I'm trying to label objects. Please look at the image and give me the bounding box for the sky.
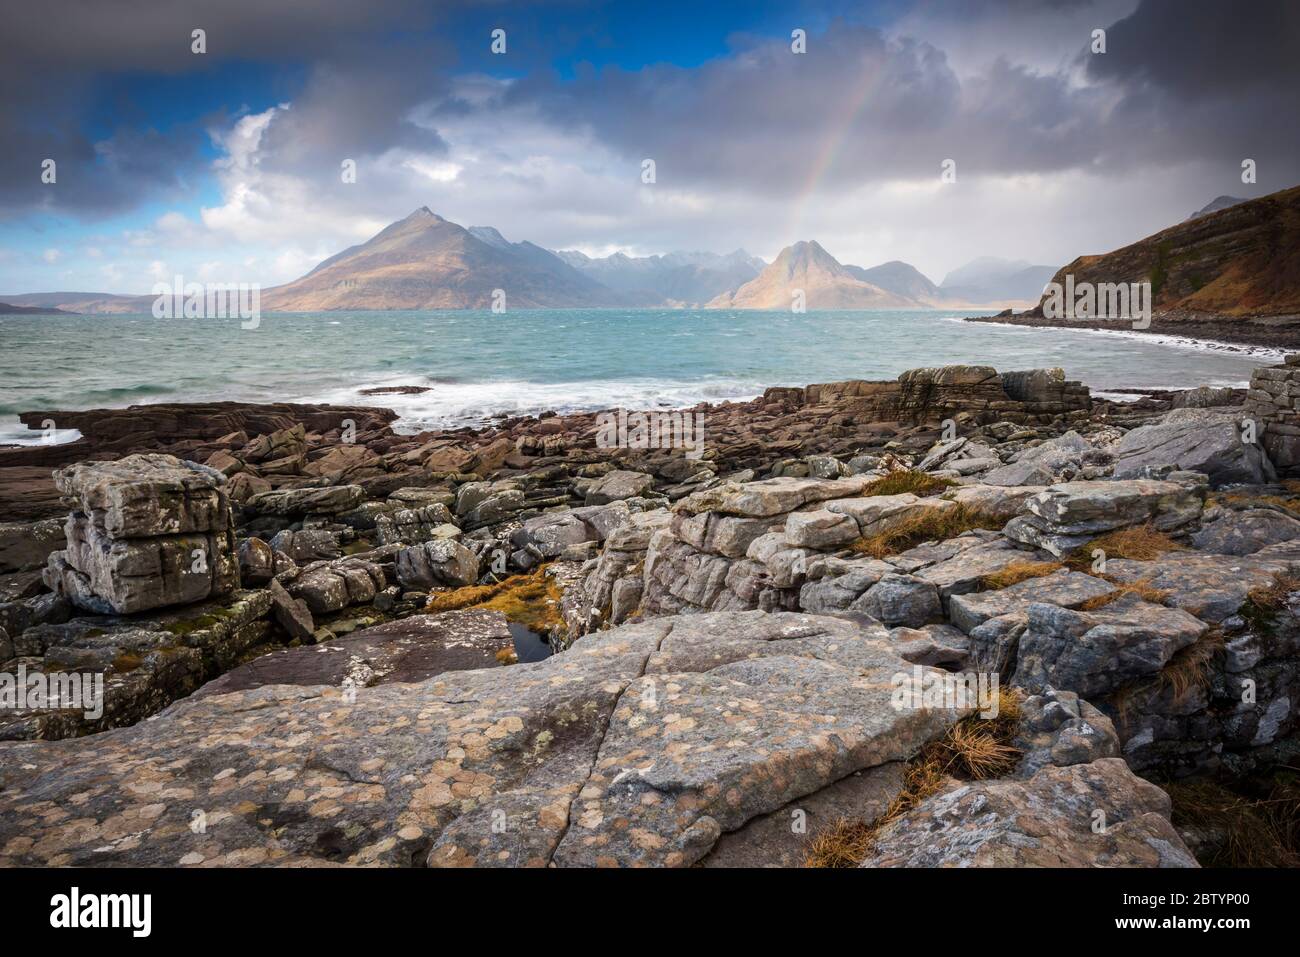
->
[1,0,1298,294]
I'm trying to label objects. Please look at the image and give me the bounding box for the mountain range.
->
[554,248,766,306]
[1,210,1058,313]
[262,208,615,310]
[937,257,1057,305]
[707,240,920,309]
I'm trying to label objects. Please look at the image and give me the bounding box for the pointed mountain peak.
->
[776,240,841,271]
[404,206,446,223]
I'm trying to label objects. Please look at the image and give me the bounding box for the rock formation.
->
[4,361,1300,868]
[42,455,239,614]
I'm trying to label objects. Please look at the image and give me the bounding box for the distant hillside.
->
[262,209,619,310]
[555,248,765,306]
[1028,183,1300,320]
[706,241,919,309]
[0,301,79,315]
[939,257,1057,305]
[0,292,146,314]
[1186,195,1247,221]
[845,260,942,304]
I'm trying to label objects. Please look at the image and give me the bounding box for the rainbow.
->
[785,52,887,242]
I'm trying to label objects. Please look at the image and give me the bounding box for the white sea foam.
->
[297,376,767,433]
[944,315,1287,363]
[0,418,82,446]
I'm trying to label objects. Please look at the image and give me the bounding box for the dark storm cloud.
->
[1073,0,1300,180]
[0,0,448,220]
[506,21,1115,191]
[1083,0,1300,96]
[504,1,1300,195]
[3,0,1297,225]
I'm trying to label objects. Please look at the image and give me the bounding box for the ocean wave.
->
[297,376,766,432]
[0,416,83,446]
[75,383,176,404]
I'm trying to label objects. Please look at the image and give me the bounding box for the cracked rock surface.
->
[0,611,964,867]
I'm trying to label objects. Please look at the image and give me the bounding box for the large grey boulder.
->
[1012,688,1121,778]
[512,502,632,561]
[1111,409,1276,487]
[798,558,896,613]
[1012,595,1208,698]
[1002,479,1204,557]
[1191,507,1300,556]
[850,574,942,627]
[584,469,654,505]
[269,528,343,563]
[785,508,859,548]
[860,758,1197,868]
[394,539,479,591]
[285,557,386,614]
[375,504,459,546]
[983,431,1098,487]
[51,453,231,537]
[42,454,239,614]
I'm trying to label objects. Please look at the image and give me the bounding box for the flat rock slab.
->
[699,762,905,867]
[914,537,1052,601]
[860,758,1197,868]
[195,610,513,697]
[0,611,963,868]
[1191,508,1300,557]
[0,619,668,867]
[677,476,871,518]
[1004,479,1204,557]
[948,569,1114,634]
[246,485,365,516]
[1,589,273,740]
[52,454,230,538]
[826,494,955,536]
[552,612,966,867]
[1024,480,1203,533]
[941,483,1046,520]
[883,529,1002,573]
[1104,553,1294,623]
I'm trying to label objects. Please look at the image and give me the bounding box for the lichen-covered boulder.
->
[394,540,479,591]
[1111,409,1276,488]
[860,758,1197,868]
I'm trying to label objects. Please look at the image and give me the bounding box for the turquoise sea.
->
[0,309,1279,443]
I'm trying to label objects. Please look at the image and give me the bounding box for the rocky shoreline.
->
[3,360,1300,867]
[964,311,1300,354]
